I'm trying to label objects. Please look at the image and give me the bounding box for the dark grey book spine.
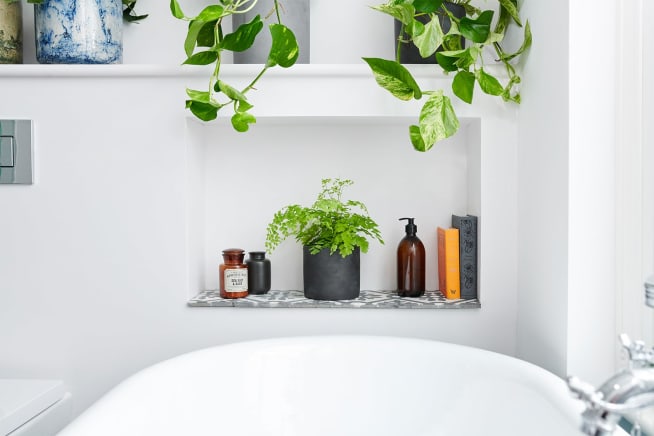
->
[451,214,478,300]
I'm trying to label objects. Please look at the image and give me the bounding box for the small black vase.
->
[394,1,466,64]
[245,251,271,294]
[303,247,360,301]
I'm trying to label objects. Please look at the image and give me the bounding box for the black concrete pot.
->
[303,246,360,300]
[394,1,466,64]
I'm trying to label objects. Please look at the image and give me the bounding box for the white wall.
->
[515,0,570,378]
[1,0,522,418]
[647,2,654,285]
[645,3,654,317]
[566,0,617,384]
[615,0,650,362]
[517,0,619,385]
[634,0,654,344]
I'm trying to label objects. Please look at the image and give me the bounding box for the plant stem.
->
[242,66,270,94]
[209,52,222,105]
[492,41,513,78]
[210,19,223,106]
[396,22,404,63]
[233,0,257,15]
[273,0,281,23]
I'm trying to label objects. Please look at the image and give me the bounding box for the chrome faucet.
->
[567,276,654,435]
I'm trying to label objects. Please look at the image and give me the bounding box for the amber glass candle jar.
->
[219,248,248,299]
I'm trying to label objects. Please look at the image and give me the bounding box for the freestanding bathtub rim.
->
[58,335,592,436]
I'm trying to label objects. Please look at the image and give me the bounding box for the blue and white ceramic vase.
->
[34,0,123,64]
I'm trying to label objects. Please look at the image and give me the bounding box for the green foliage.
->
[171,0,299,130]
[265,179,384,258]
[122,0,148,22]
[363,57,422,101]
[364,0,532,152]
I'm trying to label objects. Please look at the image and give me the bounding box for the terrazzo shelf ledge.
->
[188,290,480,309]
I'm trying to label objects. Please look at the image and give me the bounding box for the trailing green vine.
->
[171,0,299,132]
[364,0,531,151]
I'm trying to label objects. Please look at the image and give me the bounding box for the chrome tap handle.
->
[568,376,654,414]
[568,376,604,404]
[588,393,654,414]
[619,334,654,367]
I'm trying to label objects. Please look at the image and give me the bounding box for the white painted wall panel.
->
[516,0,570,377]
[0,69,519,418]
[517,0,620,386]
[566,0,618,385]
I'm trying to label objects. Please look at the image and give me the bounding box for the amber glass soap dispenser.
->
[397,217,425,297]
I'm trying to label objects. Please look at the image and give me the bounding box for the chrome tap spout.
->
[568,333,654,435]
[568,279,654,435]
[569,369,654,435]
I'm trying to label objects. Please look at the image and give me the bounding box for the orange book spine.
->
[437,227,461,299]
[437,227,447,297]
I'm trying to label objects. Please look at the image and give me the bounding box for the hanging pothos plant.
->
[170,0,299,132]
[364,0,532,152]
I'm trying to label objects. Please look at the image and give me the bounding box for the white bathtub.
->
[58,336,598,436]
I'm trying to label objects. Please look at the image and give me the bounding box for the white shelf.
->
[0,63,507,79]
[0,64,193,78]
[0,63,512,119]
[0,63,375,78]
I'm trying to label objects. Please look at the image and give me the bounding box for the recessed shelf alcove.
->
[186,115,482,308]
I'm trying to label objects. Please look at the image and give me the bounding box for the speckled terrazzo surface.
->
[188,290,480,309]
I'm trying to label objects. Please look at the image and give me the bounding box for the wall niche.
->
[186,116,481,304]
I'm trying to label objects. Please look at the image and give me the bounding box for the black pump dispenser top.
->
[399,217,417,236]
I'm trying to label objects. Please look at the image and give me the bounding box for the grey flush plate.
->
[0,120,33,184]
